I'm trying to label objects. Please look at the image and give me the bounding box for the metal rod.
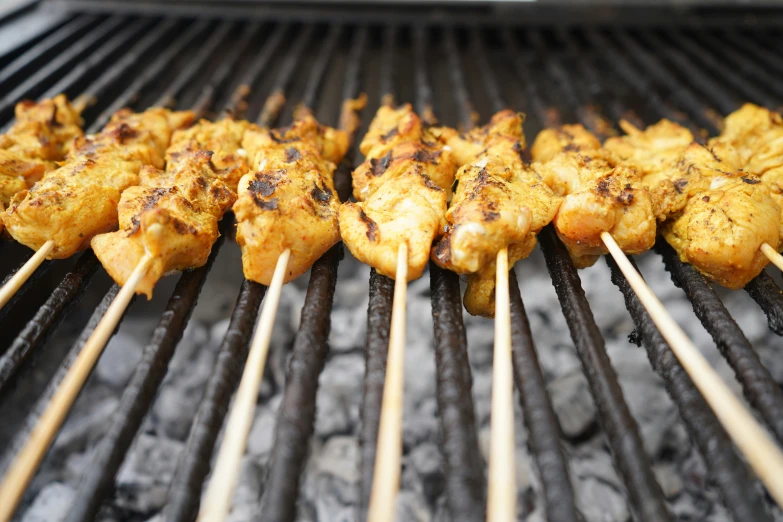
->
[299,24,342,110]
[539,226,671,522]
[444,28,474,130]
[605,254,773,522]
[379,24,397,104]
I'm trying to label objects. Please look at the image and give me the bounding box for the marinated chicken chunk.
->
[92,150,235,298]
[341,105,455,281]
[607,116,782,288]
[0,95,83,202]
[532,125,656,267]
[235,116,350,285]
[436,109,527,167]
[4,107,194,258]
[168,118,257,192]
[341,166,447,281]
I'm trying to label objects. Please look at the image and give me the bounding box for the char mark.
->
[358,208,379,242]
[285,147,302,163]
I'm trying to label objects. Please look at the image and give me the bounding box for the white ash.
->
[18,244,783,522]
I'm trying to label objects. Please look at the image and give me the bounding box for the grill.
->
[1,2,783,521]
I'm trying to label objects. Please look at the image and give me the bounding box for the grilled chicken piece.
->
[352,104,456,201]
[4,107,194,258]
[235,116,350,285]
[167,118,257,192]
[532,125,656,268]
[607,117,782,288]
[0,95,83,203]
[92,150,235,298]
[436,109,527,167]
[709,103,783,214]
[431,113,560,316]
[340,105,454,280]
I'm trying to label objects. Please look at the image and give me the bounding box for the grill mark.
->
[285,147,302,163]
[256,198,279,210]
[674,179,688,194]
[127,187,173,235]
[311,182,332,203]
[412,148,441,164]
[742,176,761,184]
[370,151,392,177]
[381,127,398,141]
[249,172,280,198]
[597,178,612,197]
[172,218,198,235]
[269,130,298,144]
[359,208,378,242]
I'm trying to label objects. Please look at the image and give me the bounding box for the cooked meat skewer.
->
[431,110,561,317]
[530,123,657,268]
[604,117,782,289]
[3,107,195,258]
[339,103,454,281]
[0,95,84,233]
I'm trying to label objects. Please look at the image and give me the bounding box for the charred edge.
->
[358,269,394,522]
[605,255,773,522]
[539,226,671,522]
[742,176,761,184]
[432,234,451,265]
[249,173,279,198]
[429,264,487,521]
[508,271,580,522]
[127,188,173,236]
[744,272,783,336]
[259,245,343,522]
[654,237,783,442]
[358,208,378,242]
[172,218,198,235]
[310,182,332,203]
[412,148,441,164]
[64,234,227,522]
[382,127,398,141]
[285,146,302,163]
[163,279,267,522]
[673,179,688,194]
[0,252,100,393]
[422,174,441,191]
[370,151,392,177]
[270,129,298,144]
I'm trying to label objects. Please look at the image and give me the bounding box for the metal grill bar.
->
[0,254,51,326]
[260,25,360,522]
[380,24,397,104]
[501,29,550,131]
[539,228,671,522]
[0,16,127,122]
[606,255,773,522]
[468,29,581,522]
[444,28,474,130]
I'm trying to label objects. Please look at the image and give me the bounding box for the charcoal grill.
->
[1,1,783,521]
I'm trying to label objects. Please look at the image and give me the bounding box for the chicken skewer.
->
[708,103,783,271]
[338,102,454,521]
[0,95,85,309]
[432,110,561,521]
[198,107,359,521]
[0,106,194,521]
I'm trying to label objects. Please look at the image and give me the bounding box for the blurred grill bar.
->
[0,14,782,522]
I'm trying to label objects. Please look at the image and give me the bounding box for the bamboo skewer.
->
[0,239,55,310]
[367,243,408,522]
[487,247,516,522]
[761,242,783,272]
[197,248,290,522]
[0,251,154,522]
[601,231,783,508]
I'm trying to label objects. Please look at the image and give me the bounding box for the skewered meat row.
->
[432,110,560,316]
[3,107,195,258]
[339,104,453,281]
[605,118,782,289]
[530,124,657,268]
[0,95,84,233]
[235,114,353,285]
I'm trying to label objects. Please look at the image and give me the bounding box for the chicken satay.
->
[3,107,194,258]
[605,118,782,289]
[91,150,235,298]
[234,115,350,286]
[167,118,257,192]
[0,95,83,203]
[431,113,560,316]
[531,124,657,268]
[339,104,453,281]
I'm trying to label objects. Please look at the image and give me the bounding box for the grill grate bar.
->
[259,24,360,522]
[539,228,671,522]
[380,24,397,104]
[65,230,227,522]
[444,28,474,130]
[722,29,783,77]
[413,26,434,119]
[0,255,52,327]
[655,239,783,442]
[0,15,98,89]
[470,28,505,113]
[606,255,773,522]
[422,26,488,522]
[0,15,127,124]
[501,29,550,132]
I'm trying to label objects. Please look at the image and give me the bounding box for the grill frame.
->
[0,7,781,522]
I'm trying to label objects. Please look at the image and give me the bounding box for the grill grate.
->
[0,8,782,522]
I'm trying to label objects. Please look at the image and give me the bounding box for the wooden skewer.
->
[367,243,408,522]
[487,247,516,522]
[601,231,783,508]
[197,248,291,522]
[761,242,783,272]
[0,251,154,522]
[0,239,55,310]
